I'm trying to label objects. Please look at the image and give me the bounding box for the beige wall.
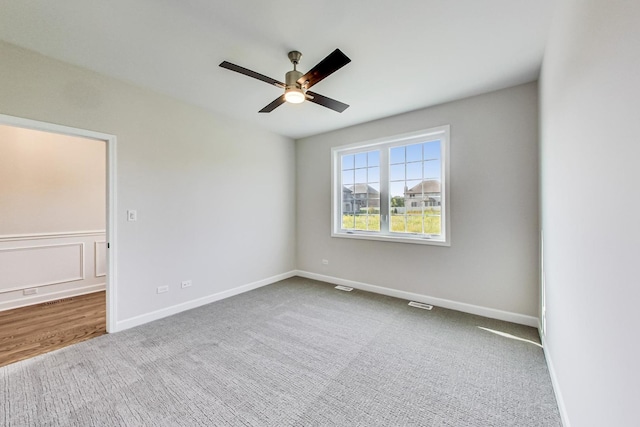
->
[0,125,105,235]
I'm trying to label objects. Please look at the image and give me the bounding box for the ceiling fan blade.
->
[306,91,349,113]
[259,95,286,113]
[297,49,351,89]
[219,61,285,88]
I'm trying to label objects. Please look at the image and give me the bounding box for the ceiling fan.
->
[219,49,351,113]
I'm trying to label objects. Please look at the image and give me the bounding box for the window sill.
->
[331,231,450,246]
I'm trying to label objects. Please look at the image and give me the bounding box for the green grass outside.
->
[342,213,441,234]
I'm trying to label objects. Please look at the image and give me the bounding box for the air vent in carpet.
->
[408,301,433,310]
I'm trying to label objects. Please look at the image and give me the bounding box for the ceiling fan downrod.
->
[287,51,302,69]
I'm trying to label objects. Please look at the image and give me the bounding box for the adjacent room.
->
[0,1,637,426]
[0,125,107,366]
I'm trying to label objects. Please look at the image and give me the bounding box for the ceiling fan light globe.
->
[284,88,305,104]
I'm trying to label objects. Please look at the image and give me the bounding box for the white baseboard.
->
[114,270,297,332]
[114,269,538,330]
[541,337,571,427]
[0,283,106,312]
[295,270,539,328]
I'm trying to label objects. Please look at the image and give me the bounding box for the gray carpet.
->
[1,277,561,426]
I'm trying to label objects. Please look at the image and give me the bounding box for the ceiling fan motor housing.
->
[284,69,305,103]
[286,69,303,89]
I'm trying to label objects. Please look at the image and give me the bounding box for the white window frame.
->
[331,125,450,246]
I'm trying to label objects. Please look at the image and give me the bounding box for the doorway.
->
[0,114,117,339]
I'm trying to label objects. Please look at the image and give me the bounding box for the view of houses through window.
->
[389,141,442,234]
[341,151,380,231]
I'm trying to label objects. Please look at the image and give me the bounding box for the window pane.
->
[354,212,367,230]
[406,180,422,197]
[355,152,367,168]
[406,143,422,162]
[423,160,441,179]
[389,181,405,199]
[406,215,423,233]
[423,141,441,160]
[354,168,367,184]
[391,215,406,232]
[406,162,422,180]
[422,179,440,193]
[342,170,354,185]
[367,202,380,222]
[368,151,380,167]
[341,179,355,229]
[367,217,380,231]
[342,214,355,229]
[368,166,380,182]
[342,154,354,170]
[390,195,404,211]
[340,149,382,231]
[390,164,405,181]
[424,210,441,234]
[390,146,405,164]
[367,205,380,231]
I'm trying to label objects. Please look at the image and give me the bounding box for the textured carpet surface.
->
[1,277,561,426]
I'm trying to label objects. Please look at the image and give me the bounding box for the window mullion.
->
[421,143,425,235]
[379,148,389,233]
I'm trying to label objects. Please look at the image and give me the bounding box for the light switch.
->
[127,209,137,221]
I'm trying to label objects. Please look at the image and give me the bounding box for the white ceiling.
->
[0,0,555,139]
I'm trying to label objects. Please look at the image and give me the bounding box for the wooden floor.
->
[0,291,106,367]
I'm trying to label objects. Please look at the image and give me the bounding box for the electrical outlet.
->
[23,288,38,296]
[181,280,192,289]
[157,285,169,294]
[322,259,329,265]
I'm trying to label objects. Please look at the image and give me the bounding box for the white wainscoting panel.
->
[95,241,107,277]
[0,243,83,291]
[0,231,106,311]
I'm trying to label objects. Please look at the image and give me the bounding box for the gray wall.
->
[0,41,296,323]
[540,1,640,425]
[296,82,540,317]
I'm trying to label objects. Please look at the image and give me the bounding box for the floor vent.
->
[334,285,354,292]
[408,301,433,310]
[44,298,73,305]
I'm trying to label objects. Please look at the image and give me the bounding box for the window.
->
[332,126,450,245]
